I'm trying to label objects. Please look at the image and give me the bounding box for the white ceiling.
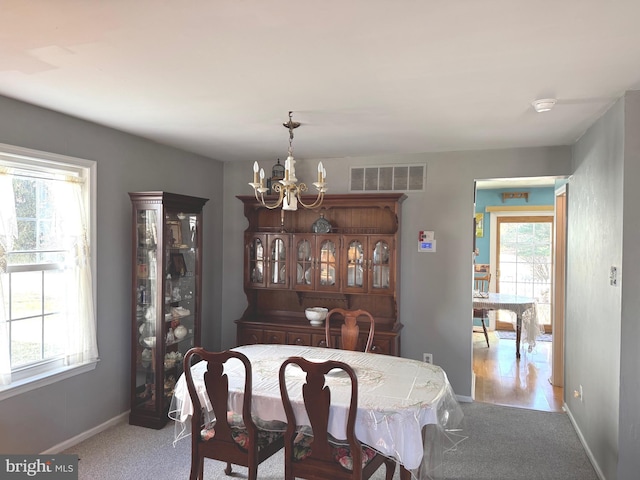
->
[2,1,640,164]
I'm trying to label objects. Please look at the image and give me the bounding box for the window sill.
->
[0,360,99,402]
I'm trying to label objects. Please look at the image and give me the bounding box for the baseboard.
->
[564,403,606,480]
[41,411,129,454]
[456,394,473,403]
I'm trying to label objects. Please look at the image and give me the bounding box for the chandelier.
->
[249,111,326,211]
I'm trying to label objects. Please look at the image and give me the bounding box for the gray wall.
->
[0,95,224,454]
[567,97,624,480]
[222,148,572,398]
[618,91,640,479]
[565,91,640,480]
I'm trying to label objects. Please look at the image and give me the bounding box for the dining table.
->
[472,292,540,358]
[169,343,463,480]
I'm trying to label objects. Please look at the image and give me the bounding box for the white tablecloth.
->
[473,292,540,353]
[169,344,463,475]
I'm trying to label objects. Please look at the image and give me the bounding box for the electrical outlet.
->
[610,266,618,286]
[423,353,433,364]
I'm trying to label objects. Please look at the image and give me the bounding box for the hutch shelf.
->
[235,193,405,355]
[129,191,208,429]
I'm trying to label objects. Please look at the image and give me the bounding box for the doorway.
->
[472,177,566,411]
[494,216,553,333]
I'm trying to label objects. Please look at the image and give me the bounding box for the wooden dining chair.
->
[278,356,396,480]
[473,272,491,347]
[325,308,375,353]
[183,347,285,480]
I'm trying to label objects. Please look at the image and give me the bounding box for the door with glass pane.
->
[315,235,340,292]
[342,234,395,294]
[266,234,290,289]
[245,233,267,288]
[293,234,315,291]
[368,235,395,294]
[496,216,553,332]
[343,235,367,293]
[245,233,290,289]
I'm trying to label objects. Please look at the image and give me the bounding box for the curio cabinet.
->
[129,191,208,429]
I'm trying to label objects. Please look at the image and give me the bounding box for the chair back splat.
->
[278,356,395,480]
[325,308,376,353]
[184,347,284,480]
[474,272,491,293]
[473,271,492,348]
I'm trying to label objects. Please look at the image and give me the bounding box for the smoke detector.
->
[532,98,557,113]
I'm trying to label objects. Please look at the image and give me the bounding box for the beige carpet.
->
[63,402,598,480]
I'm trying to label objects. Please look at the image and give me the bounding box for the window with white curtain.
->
[0,143,98,399]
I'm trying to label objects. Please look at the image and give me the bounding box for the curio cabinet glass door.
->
[129,191,208,429]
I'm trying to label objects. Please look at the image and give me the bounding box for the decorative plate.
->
[297,264,304,283]
[311,214,332,233]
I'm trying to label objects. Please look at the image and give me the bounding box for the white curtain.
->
[0,168,98,386]
[0,168,17,385]
[51,177,99,366]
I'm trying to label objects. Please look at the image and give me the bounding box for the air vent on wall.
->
[350,164,426,192]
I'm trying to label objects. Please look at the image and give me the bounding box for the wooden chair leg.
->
[481,316,490,347]
[248,464,258,480]
[189,452,200,480]
[195,455,204,480]
[224,462,232,475]
[400,465,412,480]
[384,458,397,480]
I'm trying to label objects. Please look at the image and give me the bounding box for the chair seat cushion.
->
[200,412,285,451]
[292,432,378,470]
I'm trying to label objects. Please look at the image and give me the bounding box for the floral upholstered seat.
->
[200,412,286,452]
[292,431,379,471]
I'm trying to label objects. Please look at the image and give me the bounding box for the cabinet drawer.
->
[311,333,330,348]
[287,332,311,346]
[332,334,390,354]
[369,337,391,355]
[239,327,263,345]
[264,329,287,344]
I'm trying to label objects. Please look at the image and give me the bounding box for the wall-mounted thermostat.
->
[418,230,436,252]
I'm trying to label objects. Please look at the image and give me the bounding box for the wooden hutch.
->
[235,193,405,355]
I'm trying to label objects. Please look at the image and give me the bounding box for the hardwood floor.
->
[473,330,564,412]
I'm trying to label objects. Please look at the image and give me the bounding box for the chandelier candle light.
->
[249,111,327,213]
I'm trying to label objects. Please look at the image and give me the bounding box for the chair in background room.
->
[278,356,396,480]
[473,269,491,347]
[183,348,285,480]
[325,308,375,353]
